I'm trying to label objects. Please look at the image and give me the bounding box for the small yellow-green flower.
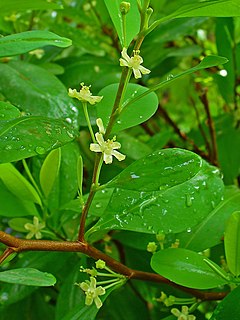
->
[171,306,196,320]
[68,83,103,105]
[90,118,126,164]
[29,49,44,59]
[80,276,106,309]
[147,241,158,253]
[119,47,151,79]
[24,216,45,239]
[95,259,106,269]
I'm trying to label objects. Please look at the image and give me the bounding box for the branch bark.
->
[0,231,228,301]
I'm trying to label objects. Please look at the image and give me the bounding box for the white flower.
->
[119,47,151,79]
[24,216,45,240]
[90,118,126,164]
[80,277,105,309]
[68,83,103,105]
[171,306,196,320]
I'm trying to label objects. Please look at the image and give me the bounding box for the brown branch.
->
[197,86,218,166]
[157,104,209,160]
[190,96,212,157]
[0,231,228,301]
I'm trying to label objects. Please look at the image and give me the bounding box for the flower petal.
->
[96,118,105,134]
[111,150,126,161]
[119,58,129,67]
[80,282,89,291]
[132,68,142,79]
[95,133,105,146]
[139,65,151,75]
[111,141,121,149]
[103,153,113,164]
[90,143,101,153]
[94,296,103,309]
[121,47,131,62]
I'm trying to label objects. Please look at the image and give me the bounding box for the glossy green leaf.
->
[224,211,240,277]
[177,186,240,251]
[40,148,61,198]
[0,116,77,163]
[0,102,20,121]
[0,163,42,205]
[8,217,32,232]
[0,61,79,123]
[151,248,229,289]
[0,31,72,58]
[106,148,202,191]
[210,285,240,320]
[0,268,56,286]
[0,179,38,217]
[104,0,140,47]
[215,18,235,103]
[88,149,224,236]
[125,55,228,107]
[96,83,158,133]
[151,0,240,29]
[0,0,62,14]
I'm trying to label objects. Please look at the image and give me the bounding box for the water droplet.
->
[35,146,46,154]
[95,202,102,209]
[5,145,12,150]
[130,173,140,179]
[67,130,74,138]
[66,117,72,124]
[116,120,121,124]
[186,227,192,233]
[147,225,153,231]
[0,292,8,301]
[167,74,174,81]
[162,209,168,216]
[211,201,216,209]
[185,194,193,207]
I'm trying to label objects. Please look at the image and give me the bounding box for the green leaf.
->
[0,163,42,205]
[224,211,240,277]
[0,31,72,58]
[151,0,240,29]
[0,180,38,217]
[177,186,240,251]
[0,61,79,122]
[0,116,77,163]
[88,149,224,237]
[0,102,20,121]
[0,0,62,14]
[215,18,235,103]
[125,55,228,107]
[8,218,32,232]
[96,83,159,133]
[210,285,240,320]
[0,268,56,286]
[40,148,61,198]
[104,0,140,47]
[151,248,229,289]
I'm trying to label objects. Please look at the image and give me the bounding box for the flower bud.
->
[120,1,130,15]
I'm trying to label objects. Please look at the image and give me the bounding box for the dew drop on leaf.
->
[35,146,46,154]
[185,194,193,207]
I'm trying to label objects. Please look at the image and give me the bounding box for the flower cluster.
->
[68,82,103,105]
[119,47,151,79]
[77,259,127,309]
[171,306,196,320]
[90,118,126,164]
[24,216,45,239]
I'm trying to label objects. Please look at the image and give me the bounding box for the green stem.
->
[22,159,44,202]
[97,278,120,285]
[82,102,96,142]
[104,279,125,290]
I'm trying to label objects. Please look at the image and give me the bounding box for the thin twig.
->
[197,85,218,166]
[157,104,209,160]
